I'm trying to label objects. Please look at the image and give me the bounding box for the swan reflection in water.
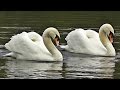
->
[2,57,63,79]
[1,51,116,79]
[62,51,116,79]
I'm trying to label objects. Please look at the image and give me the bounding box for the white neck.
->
[43,36,63,61]
[99,30,116,56]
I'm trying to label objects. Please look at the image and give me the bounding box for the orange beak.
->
[108,32,113,43]
[54,37,60,46]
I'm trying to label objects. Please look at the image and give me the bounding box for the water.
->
[0,11,120,79]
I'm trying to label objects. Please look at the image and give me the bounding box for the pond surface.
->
[0,11,120,79]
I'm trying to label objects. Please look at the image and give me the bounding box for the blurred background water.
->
[0,11,120,79]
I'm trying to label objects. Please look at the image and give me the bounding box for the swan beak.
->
[52,35,60,46]
[55,38,59,46]
[54,37,60,46]
[108,32,114,43]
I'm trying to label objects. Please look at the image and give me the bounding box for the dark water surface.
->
[0,11,120,79]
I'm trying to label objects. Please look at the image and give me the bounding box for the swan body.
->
[4,27,63,61]
[61,24,116,56]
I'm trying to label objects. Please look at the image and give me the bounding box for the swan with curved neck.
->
[42,27,63,60]
[61,24,116,56]
[4,27,63,61]
[99,24,115,56]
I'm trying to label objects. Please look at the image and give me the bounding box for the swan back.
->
[65,28,106,55]
[28,32,42,42]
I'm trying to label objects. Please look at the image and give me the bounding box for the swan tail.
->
[60,45,66,49]
[60,45,69,50]
[3,52,15,57]
[0,45,5,49]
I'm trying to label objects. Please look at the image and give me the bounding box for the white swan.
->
[4,27,63,61]
[61,24,116,56]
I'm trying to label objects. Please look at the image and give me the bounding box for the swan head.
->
[43,27,60,46]
[99,23,114,43]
